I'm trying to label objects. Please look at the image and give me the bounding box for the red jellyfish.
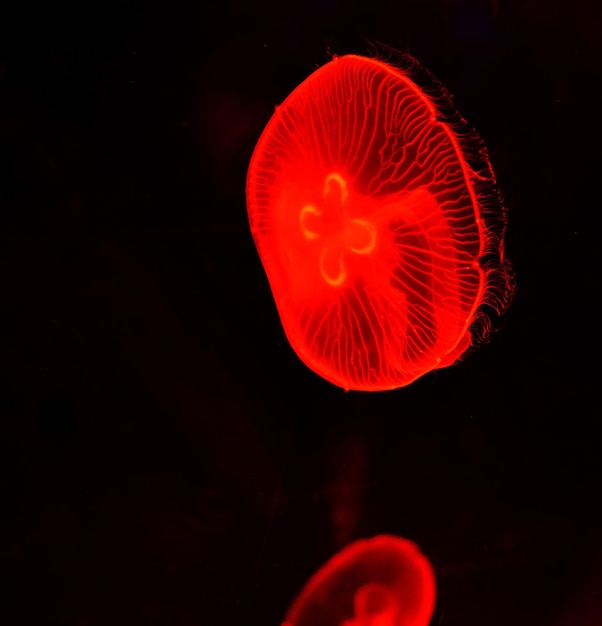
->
[282,535,436,626]
[246,53,513,391]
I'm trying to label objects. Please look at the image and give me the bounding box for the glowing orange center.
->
[342,583,399,626]
[300,173,377,286]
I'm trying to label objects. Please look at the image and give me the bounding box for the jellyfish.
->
[281,535,436,626]
[246,53,513,391]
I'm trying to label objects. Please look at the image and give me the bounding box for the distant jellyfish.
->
[246,53,513,391]
[282,535,436,626]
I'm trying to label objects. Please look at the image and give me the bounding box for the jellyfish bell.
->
[246,53,513,391]
[281,535,436,626]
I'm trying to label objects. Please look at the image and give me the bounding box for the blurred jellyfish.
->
[282,535,435,626]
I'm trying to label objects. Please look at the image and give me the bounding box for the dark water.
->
[1,1,600,625]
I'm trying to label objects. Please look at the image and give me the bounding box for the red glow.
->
[282,535,436,626]
[246,54,513,391]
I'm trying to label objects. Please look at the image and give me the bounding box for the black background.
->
[1,1,601,625]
